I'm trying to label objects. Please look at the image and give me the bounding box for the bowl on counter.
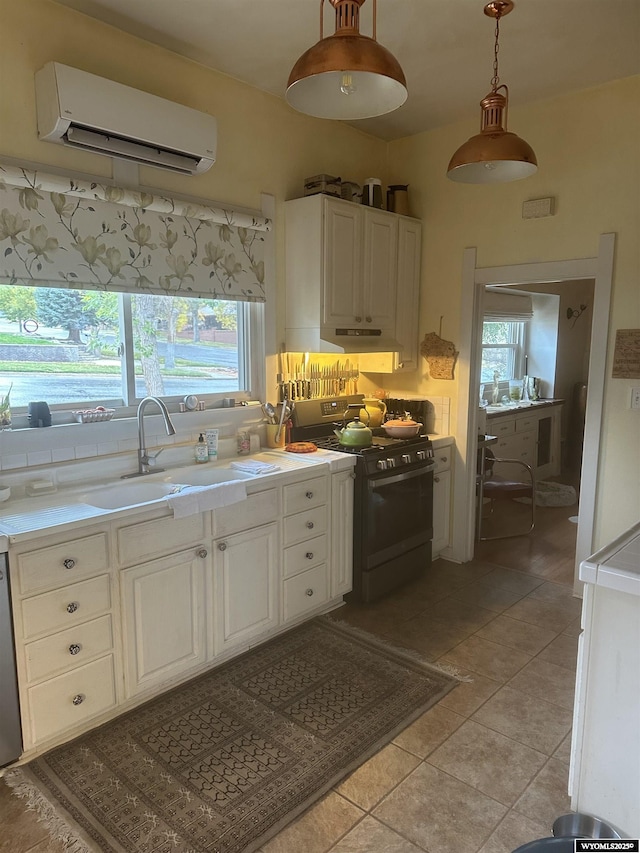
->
[382,418,421,438]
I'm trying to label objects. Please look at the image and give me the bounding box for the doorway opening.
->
[451,234,615,593]
[475,278,595,584]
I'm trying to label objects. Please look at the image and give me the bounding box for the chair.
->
[477,448,536,540]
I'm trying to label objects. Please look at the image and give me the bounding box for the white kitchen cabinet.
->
[6,464,355,759]
[432,443,453,557]
[487,402,563,480]
[121,546,208,696]
[8,523,118,751]
[570,524,640,837]
[214,522,278,652]
[285,194,419,353]
[331,468,354,597]
[359,216,422,374]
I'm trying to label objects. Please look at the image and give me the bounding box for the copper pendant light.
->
[286,0,407,120]
[447,0,537,183]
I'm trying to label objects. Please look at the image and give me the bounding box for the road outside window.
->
[0,285,243,408]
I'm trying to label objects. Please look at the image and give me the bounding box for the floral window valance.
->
[0,164,272,302]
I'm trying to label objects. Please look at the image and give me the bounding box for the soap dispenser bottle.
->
[195,433,209,463]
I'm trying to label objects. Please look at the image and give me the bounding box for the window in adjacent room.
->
[480,320,527,383]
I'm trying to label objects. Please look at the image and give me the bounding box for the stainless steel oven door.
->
[363,463,434,571]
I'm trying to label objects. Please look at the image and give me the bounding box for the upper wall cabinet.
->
[285,195,421,357]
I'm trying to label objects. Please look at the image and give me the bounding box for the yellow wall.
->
[1,0,638,546]
[388,76,640,544]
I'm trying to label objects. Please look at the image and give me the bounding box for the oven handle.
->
[368,462,435,490]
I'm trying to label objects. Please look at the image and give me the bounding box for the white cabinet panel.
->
[121,548,207,695]
[283,565,329,623]
[25,614,113,684]
[214,523,278,653]
[331,469,354,597]
[432,470,452,557]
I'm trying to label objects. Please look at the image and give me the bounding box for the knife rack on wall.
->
[277,351,359,401]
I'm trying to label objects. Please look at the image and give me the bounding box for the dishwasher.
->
[0,538,22,766]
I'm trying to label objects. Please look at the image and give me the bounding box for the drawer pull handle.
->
[197,548,208,559]
[434,476,440,483]
[365,316,372,323]
[63,558,76,570]
[69,643,82,656]
[306,521,314,529]
[72,694,85,706]
[441,456,448,463]
[305,491,314,499]
[354,316,362,323]
[305,552,314,560]
[305,588,314,597]
[218,542,227,552]
[66,602,79,614]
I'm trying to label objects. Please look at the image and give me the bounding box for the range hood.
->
[285,325,401,354]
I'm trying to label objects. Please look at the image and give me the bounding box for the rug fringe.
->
[324,617,473,682]
[4,768,93,853]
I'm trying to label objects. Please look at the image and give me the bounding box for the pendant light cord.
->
[490,12,502,93]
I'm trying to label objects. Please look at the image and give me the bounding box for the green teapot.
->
[334,414,372,448]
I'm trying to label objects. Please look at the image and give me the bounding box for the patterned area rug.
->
[6,617,457,853]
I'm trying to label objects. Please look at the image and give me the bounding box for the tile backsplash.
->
[0,406,264,476]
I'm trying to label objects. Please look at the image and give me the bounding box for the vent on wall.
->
[35,62,217,175]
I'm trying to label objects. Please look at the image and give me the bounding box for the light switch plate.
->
[631,388,640,410]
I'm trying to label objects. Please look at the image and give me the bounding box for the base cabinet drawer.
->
[283,535,328,578]
[21,574,111,640]
[16,532,109,595]
[25,614,114,684]
[283,477,328,514]
[283,506,327,546]
[27,654,117,746]
[283,565,329,623]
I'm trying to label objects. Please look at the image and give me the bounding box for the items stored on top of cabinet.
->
[285,194,421,357]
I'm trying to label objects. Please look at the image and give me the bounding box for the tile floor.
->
[0,502,582,853]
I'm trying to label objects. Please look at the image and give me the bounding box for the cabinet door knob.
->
[69,643,82,656]
[305,588,314,597]
[434,476,440,483]
[217,542,227,552]
[365,315,372,323]
[72,693,85,706]
[354,316,362,323]
[305,491,314,499]
[305,552,314,560]
[63,558,76,570]
[441,456,448,463]
[197,547,208,559]
[66,602,79,614]
[306,521,314,529]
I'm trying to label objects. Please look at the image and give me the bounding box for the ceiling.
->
[52,0,640,141]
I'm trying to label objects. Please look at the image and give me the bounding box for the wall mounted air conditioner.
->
[35,62,217,175]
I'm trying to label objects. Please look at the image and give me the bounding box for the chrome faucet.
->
[122,396,176,478]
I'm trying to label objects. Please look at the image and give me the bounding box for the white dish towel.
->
[229,460,280,475]
[165,481,247,518]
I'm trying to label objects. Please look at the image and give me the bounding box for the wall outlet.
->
[631,388,640,410]
[522,197,555,219]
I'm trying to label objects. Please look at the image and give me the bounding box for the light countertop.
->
[579,521,640,596]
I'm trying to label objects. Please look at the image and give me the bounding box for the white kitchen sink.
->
[80,467,251,509]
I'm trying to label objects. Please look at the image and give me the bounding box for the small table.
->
[476,434,498,540]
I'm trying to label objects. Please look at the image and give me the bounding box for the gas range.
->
[289,395,436,603]
[289,396,434,476]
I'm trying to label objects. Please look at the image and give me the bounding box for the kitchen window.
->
[0,163,272,414]
[0,284,261,409]
[480,320,527,383]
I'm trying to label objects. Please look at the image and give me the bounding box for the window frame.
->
[0,285,263,420]
[480,319,527,384]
